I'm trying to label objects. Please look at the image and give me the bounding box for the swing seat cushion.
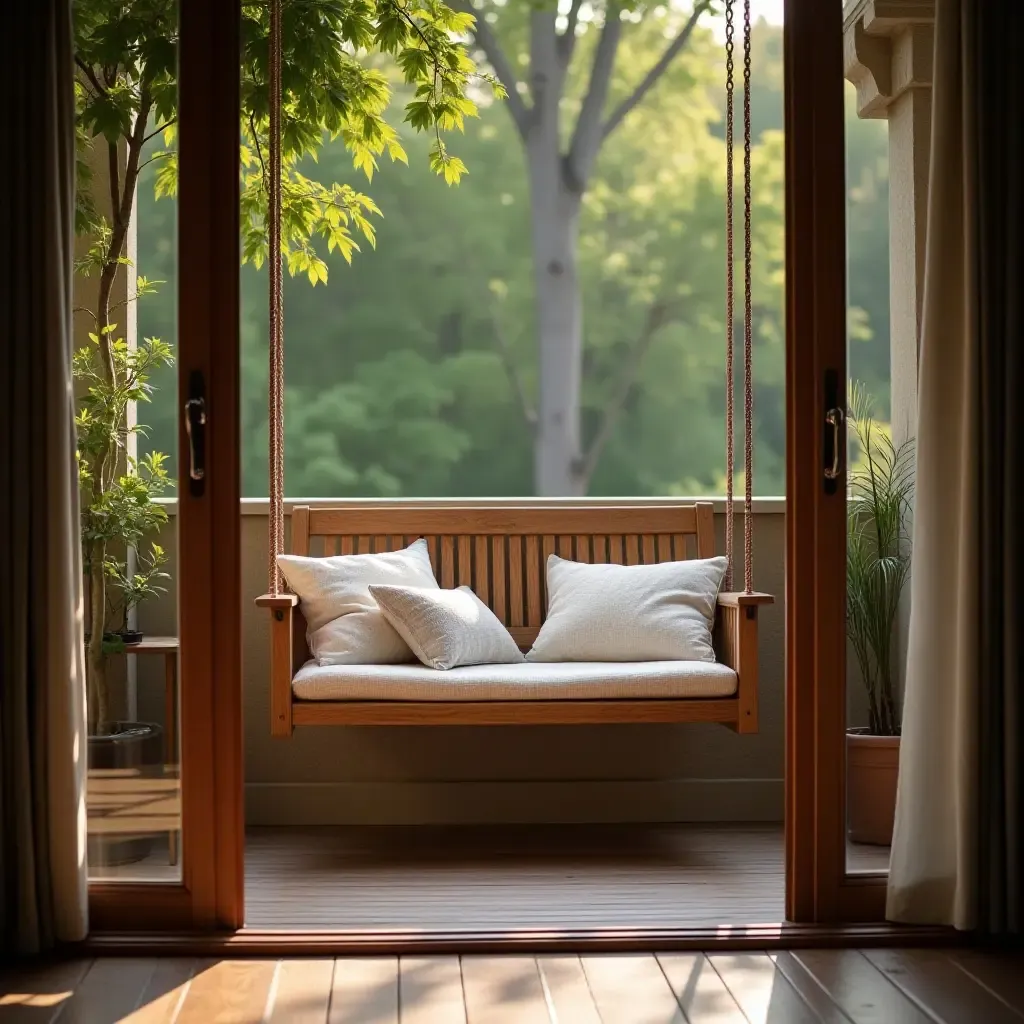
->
[290,658,738,703]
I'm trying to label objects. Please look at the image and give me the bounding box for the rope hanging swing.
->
[263,0,756,595]
[724,0,755,594]
[267,0,285,596]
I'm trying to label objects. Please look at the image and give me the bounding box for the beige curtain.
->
[888,0,1022,932]
[0,0,88,953]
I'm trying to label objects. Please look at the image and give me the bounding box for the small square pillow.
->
[527,554,728,663]
[278,539,438,665]
[369,584,525,670]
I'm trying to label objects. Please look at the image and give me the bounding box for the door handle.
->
[823,368,844,494]
[824,407,845,480]
[184,370,206,497]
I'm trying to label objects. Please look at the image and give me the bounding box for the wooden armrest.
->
[257,593,298,736]
[255,593,299,609]
[717,591,774,608]
[715,596,767,735]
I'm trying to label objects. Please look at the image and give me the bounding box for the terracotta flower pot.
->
[847,730,900,846]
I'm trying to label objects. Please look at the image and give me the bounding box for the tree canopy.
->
[133,17,891,499]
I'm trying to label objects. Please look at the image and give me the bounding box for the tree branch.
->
[248,111,268,193]
[558,0,585,61]
[601,0,709,144]
[75,56,108,97]
[564,4,623,193]
[490,306,536,431]
[449,0,532,140]
[142,118,176,145]
[136,150,174,175]
[577,303,669,483]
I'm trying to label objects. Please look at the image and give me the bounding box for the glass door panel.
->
[74,0,182,882]
[80,0,243,930]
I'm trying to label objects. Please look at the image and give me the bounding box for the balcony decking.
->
[85,770,890,932]
[244,824,889,931]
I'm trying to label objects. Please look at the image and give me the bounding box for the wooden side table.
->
[125,636,179,864]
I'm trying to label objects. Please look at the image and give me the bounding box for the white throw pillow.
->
[527,554,728,663]
[369,584,525,670]
[278,539,438,665]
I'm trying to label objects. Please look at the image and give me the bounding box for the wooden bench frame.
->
[256,503,772,736]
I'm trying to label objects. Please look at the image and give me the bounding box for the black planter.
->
[117,629,144,645]
[87,721,164,868]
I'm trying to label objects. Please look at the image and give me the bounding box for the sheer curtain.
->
[887,0,1022,932]
[0,0,89,954]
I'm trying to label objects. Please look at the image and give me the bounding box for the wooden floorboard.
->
[460,956,549,1023]
[657,953,748,1023]
[0,959,93,1024]
[776,949,933,1023]
[173,960,277,1024]
[266,959,335,1022]
[123,959,198,1023]
[56,958,158,1024]
[329,957,399,1024]
[4,950,1022,1022]
[399,957,467,1024]
[707,953,826,1024]
[580,954,685,1023]
[863,948,1024,1023]
[946,949,1024,1015]
[535,957,601,1024]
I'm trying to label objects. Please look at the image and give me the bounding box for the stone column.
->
[844,0,934,697]
[844,0,934,449]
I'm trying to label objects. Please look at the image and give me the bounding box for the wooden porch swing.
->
[256,0,772,736]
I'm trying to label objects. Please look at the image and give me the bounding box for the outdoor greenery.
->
[846,383,913,738]
[133,12,891,499]
[73,0,482,731]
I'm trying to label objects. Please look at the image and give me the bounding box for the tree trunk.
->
[527,148,586,496]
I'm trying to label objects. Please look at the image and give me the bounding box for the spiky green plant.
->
[846,383,914,736]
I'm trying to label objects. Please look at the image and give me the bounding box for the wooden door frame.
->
[88,0,244,932]
[783,0,887,923]
[91,0,891,936]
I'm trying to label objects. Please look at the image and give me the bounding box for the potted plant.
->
[106,542,170,645]
[845,383,914,846]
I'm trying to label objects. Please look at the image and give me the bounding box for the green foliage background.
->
[136,18,890,498]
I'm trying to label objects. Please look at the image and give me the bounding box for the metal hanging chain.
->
[742,0,753,593]
[268,0,285,594]
[724,0,736,592]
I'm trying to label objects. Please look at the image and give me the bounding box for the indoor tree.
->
[73,0,487,733]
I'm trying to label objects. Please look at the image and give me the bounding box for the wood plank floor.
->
[244,825,890,931]
[3,950,1021,1023]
